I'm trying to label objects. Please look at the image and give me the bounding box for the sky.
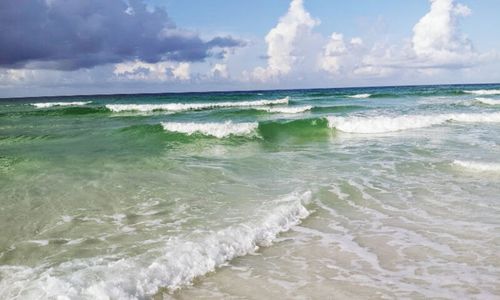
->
[1,0,500,98]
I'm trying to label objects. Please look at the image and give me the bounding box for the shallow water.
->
[0,84,499,299]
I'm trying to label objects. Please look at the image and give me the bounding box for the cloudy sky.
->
[1,0,499,97]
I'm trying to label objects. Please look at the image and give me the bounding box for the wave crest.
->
[327,112,500,133]
[31,101,92,108]
[106,97,289,112]
[348,93,371,99]
[161,121,258,138]
[474,97,500,105]
[452,160,500,173]
[464,89,500,96]
[260,105,312,114]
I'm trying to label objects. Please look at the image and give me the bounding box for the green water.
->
[0,84,500,299]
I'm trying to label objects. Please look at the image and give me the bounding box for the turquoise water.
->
[1,84,500,299]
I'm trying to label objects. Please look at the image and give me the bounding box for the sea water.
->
[0,84,499,299]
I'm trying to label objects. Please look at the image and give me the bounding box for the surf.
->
[348,93,371,99]
[0,191,312,299]
[327,112,500,133]
[464,89,500,96]
[31,101,92,108]
[161,121,259,138]
[474,97,500,105]
[452,160,500,173]
[106,97,290,112]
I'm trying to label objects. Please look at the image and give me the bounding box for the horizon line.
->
[1,81,499,100]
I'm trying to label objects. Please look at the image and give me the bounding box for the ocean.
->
[0,84,499,299]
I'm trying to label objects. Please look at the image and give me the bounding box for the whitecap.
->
[161,121,258,138]
[0,191,312,299]
[31,101,92,108]
[463,89,500,96]
[106,97,289,112]
[452,160,500,173]
[327,112,500,133]
[259,105,312,114]
[474,97,500,105]
[348,94,371,99]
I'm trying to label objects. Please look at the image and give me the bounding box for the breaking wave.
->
[0,191,312,299]
[474,97,500,106]
[106,97,289,112]
[452,160,500,173]
[259,105,312,114]
[31,101,92,108]
[348,93,371,99]
[161,121,258,138]
[464,89,500,96]
[327,112,500,133]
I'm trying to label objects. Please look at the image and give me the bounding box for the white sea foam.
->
[464,89,500,95]
[474,97,500,105]
[327,112,500,133]
[348,93,371,99]
[27,240,49,246]
[161,121,258,138]
[31,101,92,108]
[106,97,289,112]
[0,191,312,299]
[452,160,500,173]
[259,105,312,114]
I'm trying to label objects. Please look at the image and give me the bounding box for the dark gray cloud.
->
[0,0,244,70]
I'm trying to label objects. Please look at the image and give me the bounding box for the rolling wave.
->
[258,118,330,141]
[259,105,312,114]
[348,93,371,99]
[161,121,258,138]
[203,105,364,119]
[464,89,500,96]
[121,118,330,141]
[31,101,92,108]
[327,112,500,133]
[0,191,311,299]
[106,97,289,112]
[453,160,500,173]
[474,97,500,105]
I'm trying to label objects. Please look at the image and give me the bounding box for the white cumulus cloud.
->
[412,0,475,67]
[352,0,492,79]
[319,33,364,75]
[113,60,191,81]
[251,0,319,81]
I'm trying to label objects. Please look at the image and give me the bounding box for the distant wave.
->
[31,101,92,108]
[474,97,500,105]
[0,191,311,299]
[106,97,289,112]
[464,89,500,96]
[259,105,312,114]
[453,160,500,173]
[327,112,500,133]
[161,121,258,138]
[311,105,367,113]
[121,118,331,141]
[348,93,371,99]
